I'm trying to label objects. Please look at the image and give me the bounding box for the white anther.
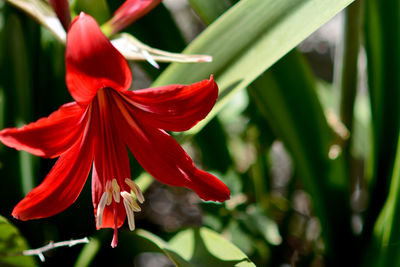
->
[125,178,145,204]
[97,191,109,228]
[112,179,121,203]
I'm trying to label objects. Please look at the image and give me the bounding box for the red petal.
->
[91,89,131,229]
[116,100,230,202]
[123,76,218,132]
[66,13,132,105]
[106,0,162,34]
[0,102,87,158]
[49,0,71,30]
[12,133,93,220]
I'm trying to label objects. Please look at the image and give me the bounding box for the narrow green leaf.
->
[0,215,35,267]
[154,0,354,135]
[335,1,363,132]
[367,132,400,267]
[188,0,238,24]
[3,10,37,196]
[363,0,400,241]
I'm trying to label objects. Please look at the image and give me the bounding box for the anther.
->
[121,191,141,231]
[125,178,145,203]
[106,180,113,206]
[112,179,120,203]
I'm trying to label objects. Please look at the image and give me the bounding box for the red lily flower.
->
[104,0,162,35]
[49,0,71,30]
[0,13,229,247]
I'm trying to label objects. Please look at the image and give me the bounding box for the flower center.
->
[96,178,144,231]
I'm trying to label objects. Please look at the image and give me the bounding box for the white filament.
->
[96,191,109,228]
[121,191,142,231]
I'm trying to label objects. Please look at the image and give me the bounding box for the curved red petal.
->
[91,89,131,229]
[0,102,87,158]
[49,0,71,30]
[66,13,132,105]
[116,100,229,201]
[12,133,93,221]
[107,0,162,34]
[123,76,218,132]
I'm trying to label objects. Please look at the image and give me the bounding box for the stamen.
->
[121,191,142,231]
[122,198,135,231]
[96,191,109,228]
[125,178,145,203]
[105,181,113,206]
[112,179,120,203]
[121,191,141,212]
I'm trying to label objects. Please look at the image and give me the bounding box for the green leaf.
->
[363,0,400,241]
[136,229,192,267]
[0,216,35,267]
[2,9,37,196]
[136,228,256,267]
[169,228,255,267]
[154,0,354,136]
[188,0,238,24]
[367,133,400,267]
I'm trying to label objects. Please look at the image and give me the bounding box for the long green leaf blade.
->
[363,0,400,241]
[367,132,400,267]
[154,0,354,135]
